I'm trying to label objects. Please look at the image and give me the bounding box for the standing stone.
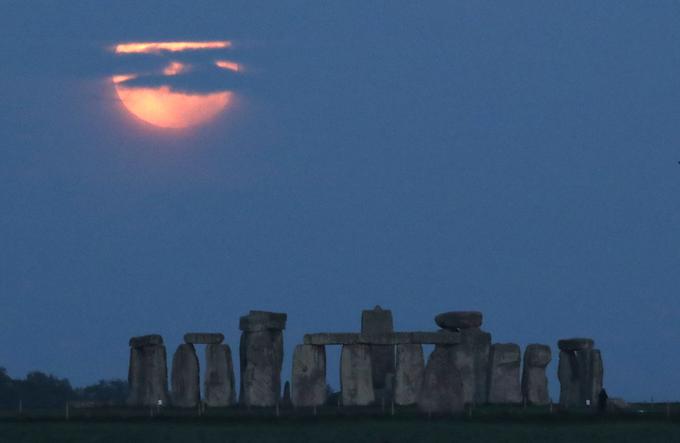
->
[558,350,580,407]
[239,311,287,407]
[204,344,236,407]
[394,344,424,405]
[521,344,551,405]
[127,335,169,407]
[417,345,464,414]
[361,306,395,399]
[487,343,522,404]
[435,311,491,404]
[340,344,375,406]
[450,327,491,405]
[171,344,200,408]
[471,329,492,404]
[558,338,603,409]
[589,350,603,407]
[291,344,327,407]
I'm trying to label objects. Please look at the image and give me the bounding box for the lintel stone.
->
[184,333,224,344]
[129,334,163,348]
[303,331,460,345]
[239,311,287,332]
[557,338,594,352]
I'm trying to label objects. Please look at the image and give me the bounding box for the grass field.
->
[1,414,679,443]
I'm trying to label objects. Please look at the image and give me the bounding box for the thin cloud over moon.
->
[111,40,241,129]
[114,40,231,54]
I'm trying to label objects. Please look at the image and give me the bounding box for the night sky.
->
[1,1,679,402]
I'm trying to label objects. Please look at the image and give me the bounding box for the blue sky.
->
[1,1,679,401]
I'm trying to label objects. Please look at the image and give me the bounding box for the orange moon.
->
[111,41,237,129]
[113,80,232,129]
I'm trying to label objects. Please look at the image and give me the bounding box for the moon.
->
[113,80,232,129]
[111,41,237,129]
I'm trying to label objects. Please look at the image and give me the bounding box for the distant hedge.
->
[0,367,127,409]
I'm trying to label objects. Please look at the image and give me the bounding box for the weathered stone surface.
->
[435,311,483,331]
[340,344,375,406]
[239,311,287,332]
[394,344,424,405]
[362,306,395,392]
[291,344,327,407]
[558,347,604,409]
[558,350,580,407]
[240,329,284,407]
[487,343,522,404]
[303,331,460,345]
[362,306,394,334]
[127,343,169,406]
[557,338,594,351]
[450,327,491,405]
[204,344,236,407]
[170,344,200,408]
[525,344,552,367]
[521,344,551,405]
[184,333,224,344]
[417,345,464,414]
[129,334,163,348]
[589,350,604,408]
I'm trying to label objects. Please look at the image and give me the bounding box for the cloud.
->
[113,65,243,94]
[110,41,246,94]
[114,40,231,54]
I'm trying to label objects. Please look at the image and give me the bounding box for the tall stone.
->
[590,350,603,407]
[558,338,603,409]
[127,335,169,407]
[239,311,287,407]
[521,344,551,405]
[394,344,424,405]
[558,350,580,407]
[435,311,491,404]
[291,344,327,407]
[487,343,522,404]
[340,344,375,406]
[170,344,200,408]
[204,344,236,407]
[417,345,464,414]
[451,328,491,405]
[361,306,395,399]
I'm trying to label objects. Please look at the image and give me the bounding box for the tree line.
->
[0,367,127,409]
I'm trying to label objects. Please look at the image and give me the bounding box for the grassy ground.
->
[0,417,679,443]
[0,405,678,443]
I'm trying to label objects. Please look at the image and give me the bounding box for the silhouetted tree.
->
[0,369,129,409]
[0,367,19,408]
[16,371,76,408]
[75,379,128,405]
